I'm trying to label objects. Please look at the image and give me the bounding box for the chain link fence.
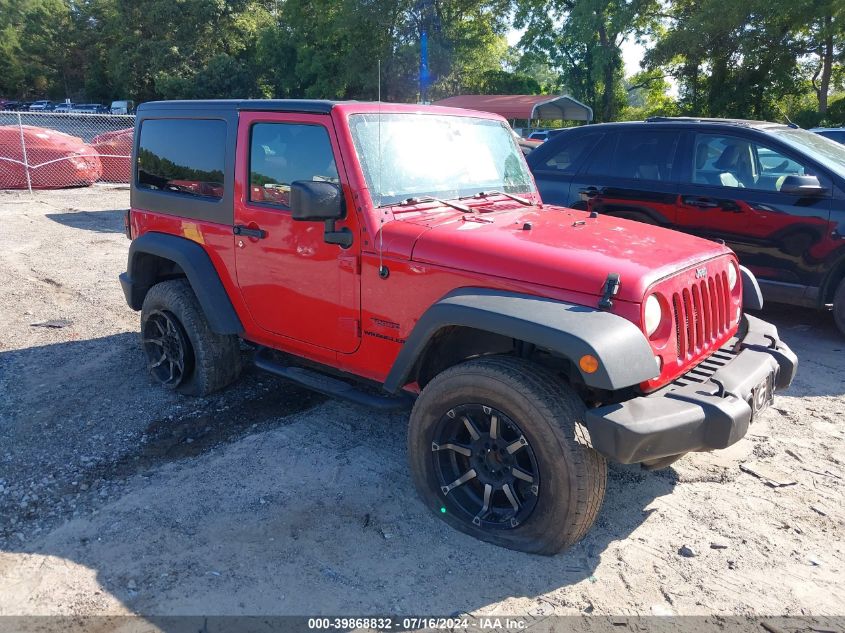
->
[0,111,135,191]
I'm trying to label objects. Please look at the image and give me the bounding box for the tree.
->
[802,0,844,114]
[514,0,658,121]
[645,0,810,119]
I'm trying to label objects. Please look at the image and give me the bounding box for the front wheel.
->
[407,356,607,555]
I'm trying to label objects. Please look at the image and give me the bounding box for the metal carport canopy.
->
[432,94,593,121]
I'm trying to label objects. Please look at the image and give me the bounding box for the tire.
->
[407,356,607,555]
[140,279,242,396]
[834,278,845,337]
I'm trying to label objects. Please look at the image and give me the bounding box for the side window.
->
[820,131,845,144]
[691,133,816,192]
[137,119,226,199]
[611,130,678,181]
[581,132,619,176]
[540,133,601,173]
[249,123,339,207]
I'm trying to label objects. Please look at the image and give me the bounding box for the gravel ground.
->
[0,186,843,619]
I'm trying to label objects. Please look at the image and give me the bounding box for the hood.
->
[403,205,731,303]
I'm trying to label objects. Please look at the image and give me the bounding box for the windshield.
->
[348,113,535,207]
[773,128,845,175]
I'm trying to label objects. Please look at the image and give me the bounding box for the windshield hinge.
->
[598,273,621,310]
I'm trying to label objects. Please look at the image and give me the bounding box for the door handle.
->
[681,196,719,209]
[233,225,267,239]
[578,186,600,198]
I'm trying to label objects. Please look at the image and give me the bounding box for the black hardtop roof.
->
[137,99,339,115]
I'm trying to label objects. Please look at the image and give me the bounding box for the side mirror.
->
[289,180,352,248]
[290,180,344,221]
[779,175,827,197]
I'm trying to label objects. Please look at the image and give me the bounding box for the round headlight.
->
[644,294,662,336]
[728,262,738,291]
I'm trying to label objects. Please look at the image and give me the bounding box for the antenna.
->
[775,103,796,128]
[377,59,389,279]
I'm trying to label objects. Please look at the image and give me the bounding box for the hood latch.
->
[598,273,621,310]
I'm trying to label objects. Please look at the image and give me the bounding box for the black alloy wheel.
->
[433,403,540,530]
[142,309,193,388]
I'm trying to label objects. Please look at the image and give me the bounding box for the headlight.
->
[728,262,738,291]
[644,294,662,336]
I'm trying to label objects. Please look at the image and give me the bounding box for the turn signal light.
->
[579,355,599,374]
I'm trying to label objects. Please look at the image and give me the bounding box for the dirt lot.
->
[0,186,843,619]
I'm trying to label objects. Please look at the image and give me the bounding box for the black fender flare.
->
[119,232,243,335]
[740,265,764,311]
[383,288,658,393]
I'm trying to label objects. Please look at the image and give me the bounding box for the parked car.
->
[526,129,568,143]
[91,127,134,182]
[510,129,542,156]
[0,100,22,111]
[28,100,55,111]
[811,127,845,144]
[53,102,74,113]
[110,100,135,115]
[118,100,796,554]
[70,103,109,114]
[0,125,101,188]
[527,117,845,335]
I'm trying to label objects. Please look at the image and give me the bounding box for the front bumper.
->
[584,315,797,464]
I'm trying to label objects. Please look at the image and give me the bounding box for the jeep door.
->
[674,131,833,296]
[569,129,682,224]
[233,112,361,353]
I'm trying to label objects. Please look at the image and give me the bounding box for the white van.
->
[110,100,135,114]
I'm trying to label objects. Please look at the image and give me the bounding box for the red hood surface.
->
[400,204,731,303]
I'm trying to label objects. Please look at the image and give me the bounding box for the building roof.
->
[432,94,593,121]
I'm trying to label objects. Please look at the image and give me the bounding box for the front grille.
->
[669,341,738,389]
[671,270,732,360]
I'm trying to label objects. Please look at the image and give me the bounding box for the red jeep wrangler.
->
[120,100,797,554]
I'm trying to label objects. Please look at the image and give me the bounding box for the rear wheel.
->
[834,278,845,337]
[140,279,241,396]
[407,356,606,555]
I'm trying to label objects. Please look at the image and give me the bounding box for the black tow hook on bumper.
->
[584,315,797,464]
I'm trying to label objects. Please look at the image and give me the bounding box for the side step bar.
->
[254,348,413,412]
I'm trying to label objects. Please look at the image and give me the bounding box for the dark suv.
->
[527,117,845,335]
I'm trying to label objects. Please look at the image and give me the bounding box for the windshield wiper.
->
[397,196,472,213]
[464,190,533,206]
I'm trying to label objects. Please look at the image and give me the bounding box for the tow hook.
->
[598,273,621,310]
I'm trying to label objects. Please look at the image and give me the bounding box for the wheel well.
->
[821,256,845,305]
[133,252,186,296]
[413,326,577,390]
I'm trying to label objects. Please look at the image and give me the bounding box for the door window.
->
[581,132,618,176]
[612,130,678,181]
[249,123,339,208]
[540,133,601,173]
[690,134,817,192]
[580,130,678,182]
